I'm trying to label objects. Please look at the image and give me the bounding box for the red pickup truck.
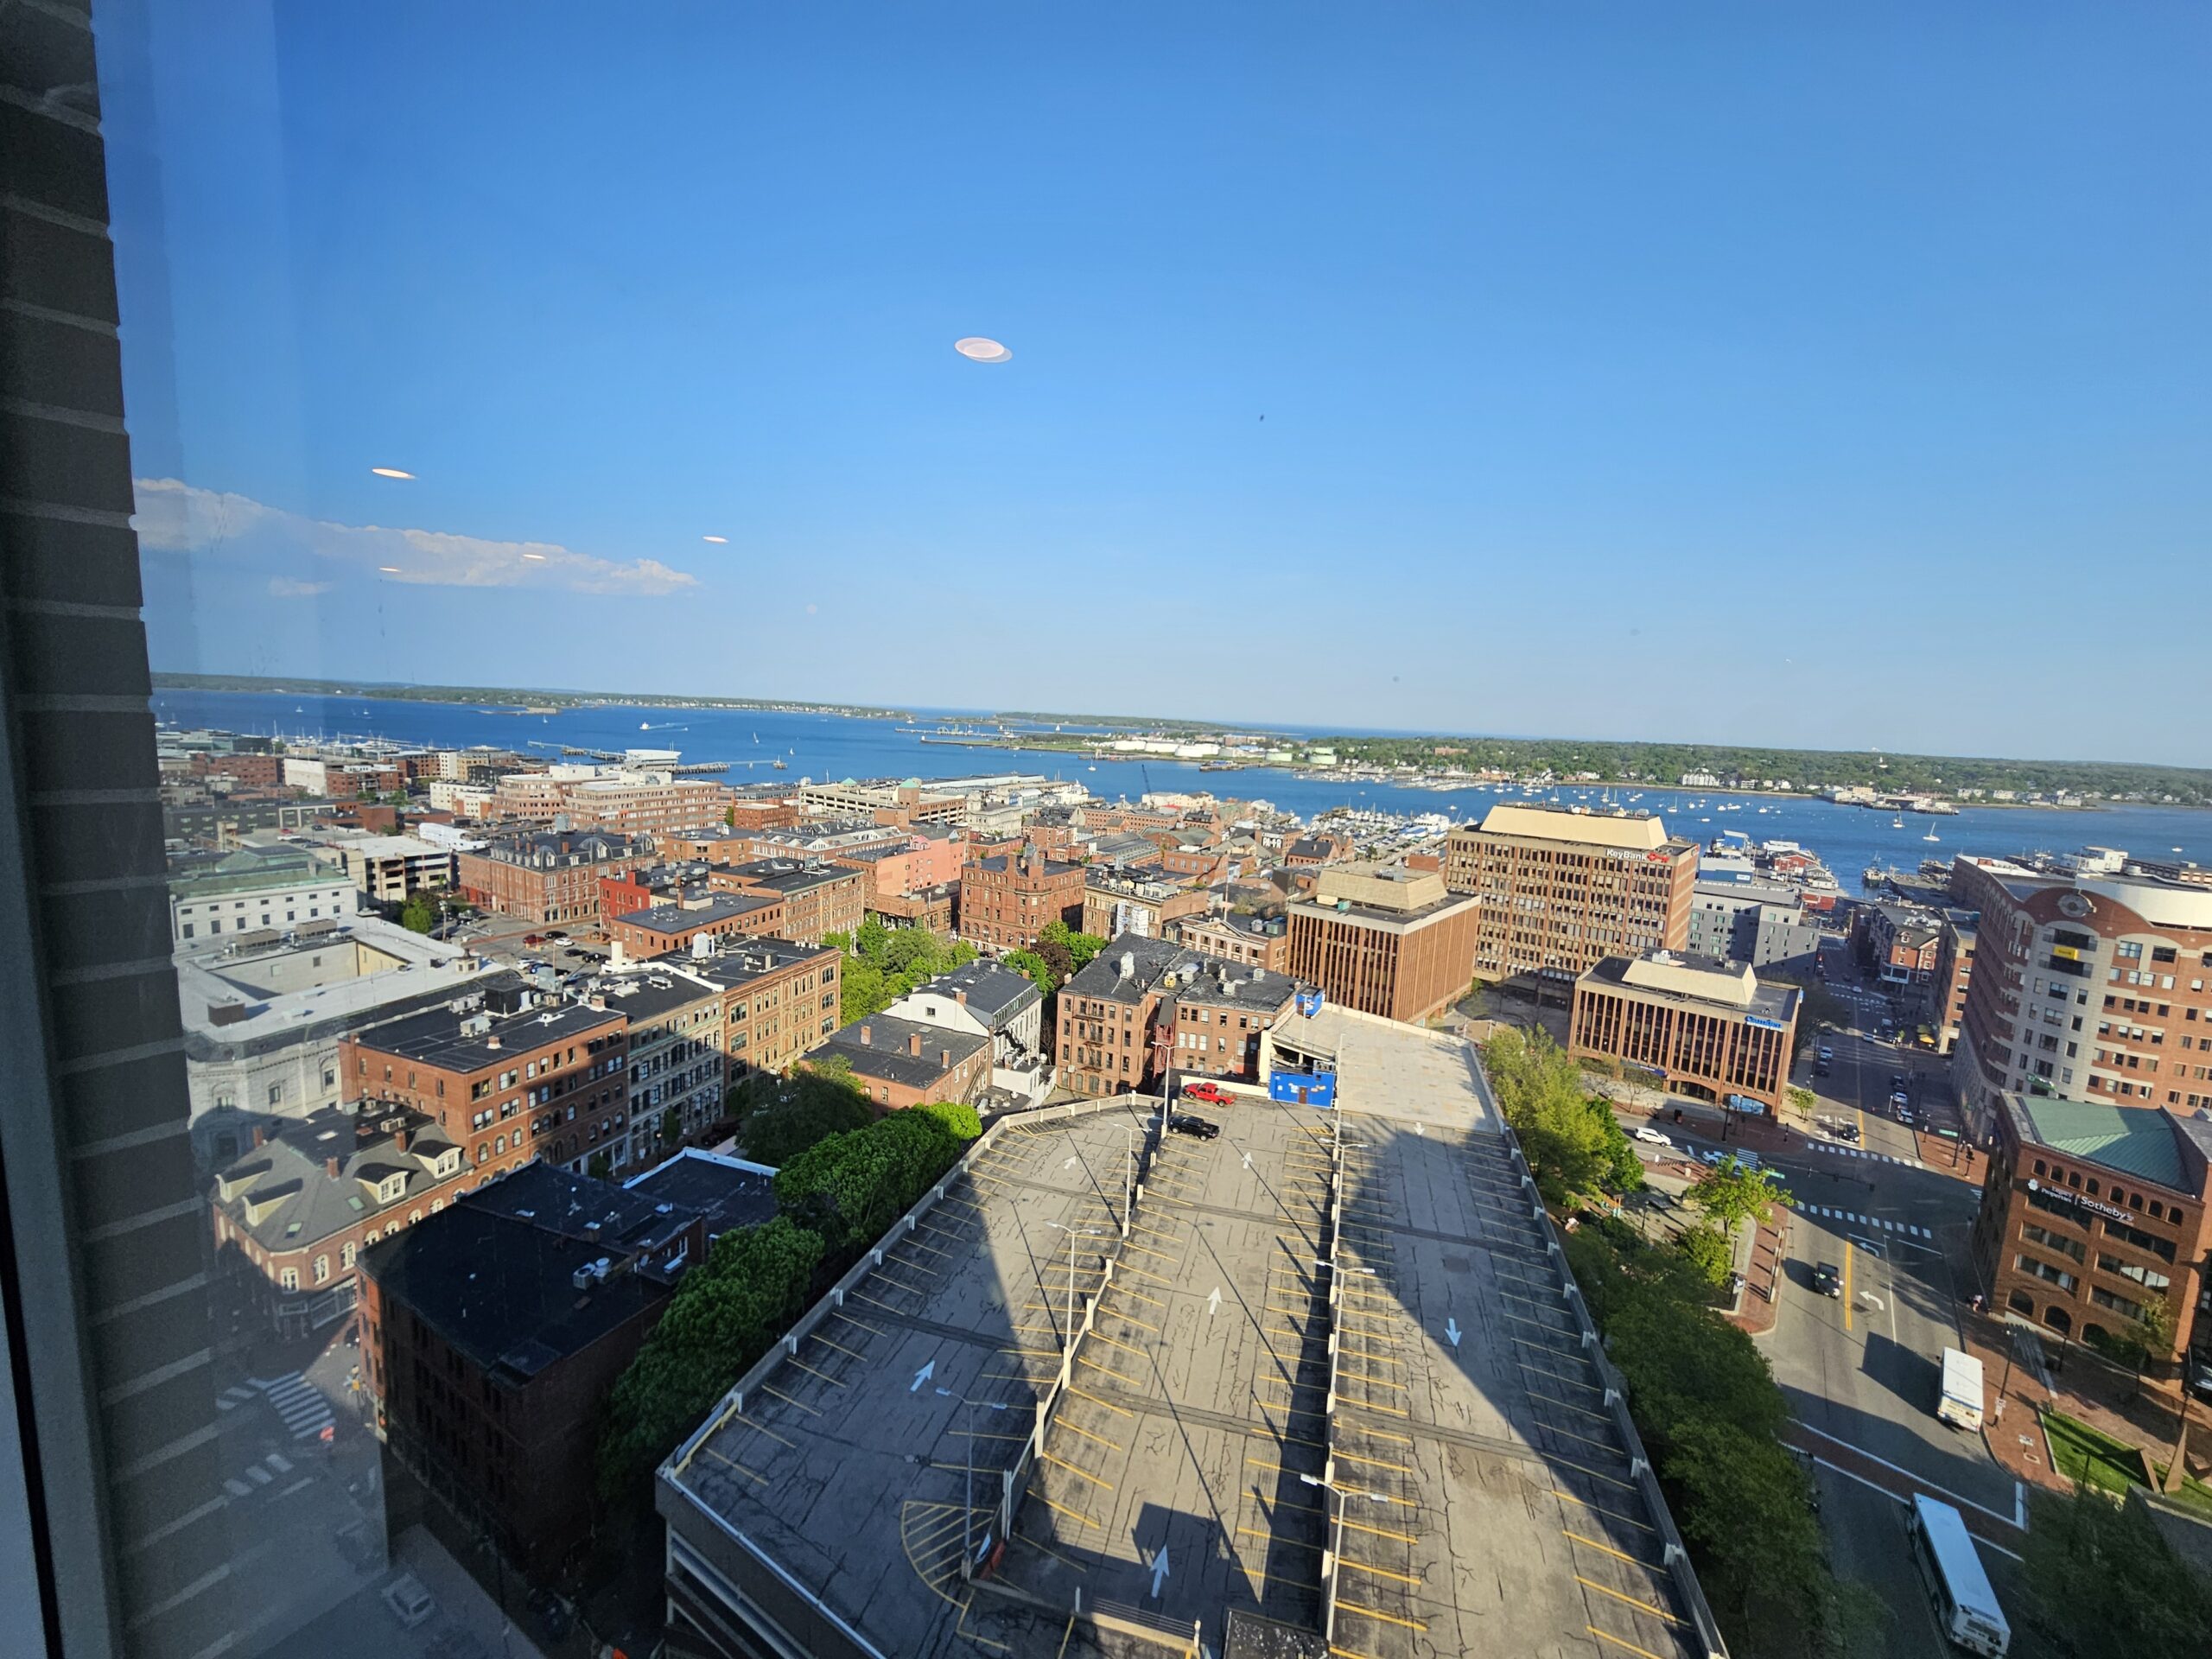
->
[1180,1081,1232,1107]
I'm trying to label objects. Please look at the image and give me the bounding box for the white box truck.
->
[1936,1347,1985,1431]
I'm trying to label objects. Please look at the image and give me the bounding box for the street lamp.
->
[1045,1222,1107,1354]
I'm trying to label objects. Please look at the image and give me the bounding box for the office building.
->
[324,832,457,902]
[1969,1095,2212,1370]
[1286,863,1482,1024]
[168,843,359,946]
[1441,804,1697,990]
[1949,852,2212,1139]
[1570,952,1802,1114]
[1684,877,1819,969]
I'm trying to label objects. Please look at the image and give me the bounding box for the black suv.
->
[1167,1114,1221,1140]
[1813,1262,1843,1298]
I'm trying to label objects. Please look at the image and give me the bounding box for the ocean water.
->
[150,689,2212,880]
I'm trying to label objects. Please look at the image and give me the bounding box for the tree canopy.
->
[2021,1487,2212,1657]
[397,890,438,934]
[772,1104,978,1254]
[595,1217,825,1499]
[1483,1028,1643,1205]
[824,919,978,1024]
[1685,1155,1790,1238]
[732,1054,874,1166]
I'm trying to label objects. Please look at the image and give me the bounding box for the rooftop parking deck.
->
[661,1065,1724,1659]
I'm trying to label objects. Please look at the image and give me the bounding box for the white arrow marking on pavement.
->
[911,1360,934,1393]
[1207,1287,1222,1319]
[1445,1317,1462,1348]
[1148,1547,1171,1599]
[1064,1156,1080,1171]
[1858,1294,1885,1311]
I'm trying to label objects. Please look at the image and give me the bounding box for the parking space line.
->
[733,1413,796,1448]
[1342,1422,1414,1446]
[1099,1306,1161,1332]
[1075,1353,1142,1388]
[1586,1624,1674,1659]
[1035,1492,1102,1529]
[759,1384,821,1417]
[1552,1457,1635,1490]
[1019,1529,1088,1573]
[808,1332,868,1362]
[1064,1384,1132,1417]
[1052,1417,1123,1453]
[1553,1490,1656,1532]
[1112,1287,1167,1309]
[1337,1516,1420,1545]
[1039,1451,1114,1490]
[702,1447,768,1485]
[1116,1263,1179,1287]
[1565,1529,1662,1570]
[1243,1525,1324,1548]
[1336,1599,1427,1632]
[1575,1575,1682,1624]
[1335,1450,1414,1475]
[785,1358,846,1389]
[1337,1556,1421,1586]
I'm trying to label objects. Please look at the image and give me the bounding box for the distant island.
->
[151,671,911,723]
[151,672,2212,808]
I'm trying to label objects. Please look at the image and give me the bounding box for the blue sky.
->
[105,3,2212,761]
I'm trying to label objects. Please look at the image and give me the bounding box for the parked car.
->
[1167,1114,1221,1140]
[381,1573,436,1629]
[1817,1046,1834,1062]
[1632,1126,1671,1147]
[1813,1262,1842,1298]
[1699,1148,1729,1166]
[1180,1081,1232,1107]
[1836,1123,1861,1143]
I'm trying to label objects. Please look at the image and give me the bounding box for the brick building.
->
[870,882,958,935]
[1442,804,1697,992]
[802,1014,991,1110]
[455,830,649,926]
[1929,909,1978,1055]
[340,978,634,1175]
[708,859,867,945]
[1569,953,1801,1115]
[606,893,786,959]
[599,965,729,1144]
[209,1103,470,1335]
[1082,867,1211,941]
[1969,1095,2212,1372]
[1286,864,1483,1025]
[563,772,732,836]
[1055,935,1300,1097]
[1178,911,1291,975]
[359,1163,704,1576]
[961,847,1085,950]
[830,835,969,905]
[693,938,843,1083]
[1853,900,1943,988]
[1949,854,2212,1140]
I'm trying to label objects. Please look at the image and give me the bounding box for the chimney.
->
[939,1049,950,1068]
[859,1024,872,1046]
[394,1128,410,1153]
[251,1126,268,1148]
[325,1155,341,1178]
[486,1033,502,1050]
[908,1032,924,1057]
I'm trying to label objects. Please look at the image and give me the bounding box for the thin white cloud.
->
[132,478,698,596]
[268,576,334,598]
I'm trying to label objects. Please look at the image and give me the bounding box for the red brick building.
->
[802,1014,991,1110]
[1179,911,1290,975]
[1970,1094,2212,1370]
[960,847,1085,950]
[694,938,843,1081]
[359,1163,704,1576]
[455,830,649,926]
[1570,953,1801,1115]
[606,893,786,959]
[707,860,866,945]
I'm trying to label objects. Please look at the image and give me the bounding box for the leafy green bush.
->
[1484,1029,1641,1203]
[596,1217,825,1499]
[735,1055,874,1166]
[773,1109,968,1255]
[1674,1223,1733,1287]
[2023,1487,2212,1657]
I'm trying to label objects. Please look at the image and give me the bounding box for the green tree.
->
[1004,948,1058,996]
[1039,919,1105,973]
[2021,1488,2212,1657]
[1674,1223,1734,1288]
[398,890,438,934]
[773,1110,967,1254]
[739,1056,874,1166]
[724,804,736,829]
[1686,1156,1789,1239]
[1663,1418,1830,1643]
[596,1217,826,1501]
[1484,1029,1637,1203]
[911,1100,982,1144]
[587,1150,613,1181]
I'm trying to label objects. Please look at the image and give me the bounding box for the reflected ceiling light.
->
[522,552,547,561]
[370,467,415,480]
[954,336,1012,363]
[702,535,728,543]
[378,565,401,573]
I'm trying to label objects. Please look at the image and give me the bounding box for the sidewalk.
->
[1955,1305,2207,1498]
[1725,1208,1787,1335]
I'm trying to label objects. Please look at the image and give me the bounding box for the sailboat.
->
[1891,816,1904,829]
[1923,830,1941,842]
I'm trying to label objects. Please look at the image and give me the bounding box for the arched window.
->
[2007,1289,2035,1317]
[2044,1306,2072,1336]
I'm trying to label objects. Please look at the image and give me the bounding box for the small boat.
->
[640,721,652,730]
[1923,831,1941,842]
[1891,817,1904,829]
[772,759,788,770]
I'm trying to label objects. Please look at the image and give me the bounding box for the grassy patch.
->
[2042,1409,2151,1496]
